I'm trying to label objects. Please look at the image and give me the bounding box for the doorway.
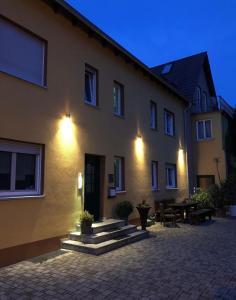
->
[84,154,101,221]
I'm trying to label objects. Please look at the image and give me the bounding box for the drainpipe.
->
[184,102,192,198]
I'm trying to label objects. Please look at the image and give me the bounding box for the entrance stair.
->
[61,219,148,255]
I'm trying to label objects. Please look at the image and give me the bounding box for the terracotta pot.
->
[80,220,93,235]
[136,206,150,230]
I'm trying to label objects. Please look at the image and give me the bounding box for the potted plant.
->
[136,200,151,230]
[115,201,133,225]
[79,210,94,235]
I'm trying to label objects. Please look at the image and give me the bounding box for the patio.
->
[1,218,236,299]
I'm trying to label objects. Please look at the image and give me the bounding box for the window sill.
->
[150,128,158,132]
[0,194,46,201]
[0,70,47,89]
[166,187,179,190]
[197,138,214,142]
[84,101,99,109]
[152,188,160,192]
[113,113,125,119]
[116,190,126,194]
[165,132,175,138]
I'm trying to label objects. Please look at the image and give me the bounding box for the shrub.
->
[79,210,94,223]
[221,172,236,205]
[115,201,133,219]
[191,189,214,209]
[207,184,224,208]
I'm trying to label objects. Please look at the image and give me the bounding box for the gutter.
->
[42,0,188,105]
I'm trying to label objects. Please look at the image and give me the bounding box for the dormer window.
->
[161,63,172,74]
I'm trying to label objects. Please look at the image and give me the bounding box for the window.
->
[162,63,172,74]
[166,164,177,189]
[113,81,124,116]
[150,101,157,130]
[164,110,175,136]
[0,16,46,86]
[196,120,212,140]
[84,65,97,106]
[151,161,158,190]
[114,156,124,191]
[0,140,43,198]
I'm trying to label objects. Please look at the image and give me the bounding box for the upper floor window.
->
[150,101,157,130]
[196,120,212,140]
[164,110,175,136]
[0,140,43,198]
[84,64,97,106]
[114,156,125,192]
[0,16,46,86]
[113,81,124,116]
[151,161,158,190]
[166,164,177,189]
[162,63,172,74]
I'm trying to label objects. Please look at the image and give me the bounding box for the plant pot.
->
[136,207,150,230]
[229,205,236,217]
[80,220,93,235]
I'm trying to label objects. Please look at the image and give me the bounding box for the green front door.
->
[84,155,100,221]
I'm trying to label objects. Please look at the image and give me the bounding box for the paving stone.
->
[0,218,236,299]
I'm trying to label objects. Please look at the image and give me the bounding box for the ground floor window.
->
[166,163,177,188]
[151,161,158,190]
[197,175,215,190]
[114,156,125,191]
[0,139,43,197]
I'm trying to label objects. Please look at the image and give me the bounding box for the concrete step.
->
[76,219,125,234]
[62,230,149,255]
[70,224,137,244]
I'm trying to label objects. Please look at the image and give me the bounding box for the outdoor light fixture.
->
[135,134,144,162]
[78,172,83,190]
[60,113,73,144]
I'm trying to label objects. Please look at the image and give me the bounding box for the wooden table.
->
[168,202,198,221]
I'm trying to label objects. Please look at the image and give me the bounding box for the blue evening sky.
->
[66,0,236,107]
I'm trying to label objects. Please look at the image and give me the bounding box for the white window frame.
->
[150,101,157,130]
[0,140,43,198]
[84,65,97,106]
[151,161,158,190]
[164,110,174,136]
[196,119,212,141]
[0,16,46,86]
[166,164,177,189]
[113,82,124,116]
[114,156,124,192]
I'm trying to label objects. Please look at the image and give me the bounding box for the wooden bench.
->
[189,209,212,225]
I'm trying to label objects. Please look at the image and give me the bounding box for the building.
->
[151,52,234,191]
[0,0,189,266]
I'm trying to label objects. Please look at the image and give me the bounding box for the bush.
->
[221,172,236,205]
[79,210,94,223]
[191,189,214,209]
[207,184,224,208]
[115,201,133,219]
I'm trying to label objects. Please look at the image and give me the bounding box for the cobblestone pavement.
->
[1,218,236,300]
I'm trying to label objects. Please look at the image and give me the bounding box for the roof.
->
[151,52,217,103]
[41,0,188,104]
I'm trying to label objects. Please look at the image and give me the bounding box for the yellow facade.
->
[191,112,227,186]
[0,0,188,257]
